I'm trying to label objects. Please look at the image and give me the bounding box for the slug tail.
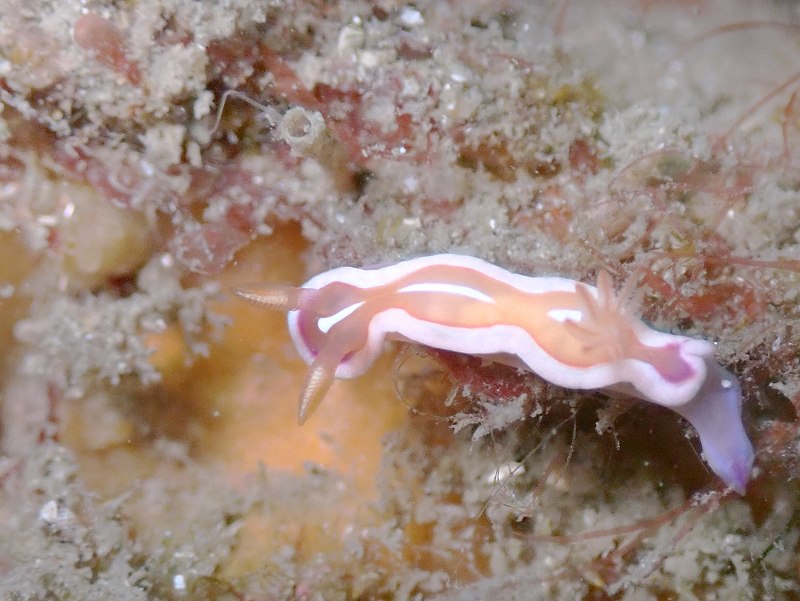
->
[674,359,753,494]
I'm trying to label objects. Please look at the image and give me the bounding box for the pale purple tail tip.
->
[675,360,754,495]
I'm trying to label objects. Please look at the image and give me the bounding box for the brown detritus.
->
[510,186,575,244]
[568,137,601,176]
[457,141,520,183]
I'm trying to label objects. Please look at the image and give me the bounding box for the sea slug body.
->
[234,254,754,494]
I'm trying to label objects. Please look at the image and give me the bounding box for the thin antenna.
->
[207,90,281,137]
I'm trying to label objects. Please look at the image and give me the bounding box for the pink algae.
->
[73,13,141,85]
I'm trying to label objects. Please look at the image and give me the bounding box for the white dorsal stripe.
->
[547,308,584,323]
[317,301,365,334]
[398,282,494,303]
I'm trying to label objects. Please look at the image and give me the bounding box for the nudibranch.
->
[234,254,754,494]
